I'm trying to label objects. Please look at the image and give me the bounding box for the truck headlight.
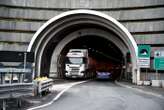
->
[80,73,84,76]
[65,72,70,76]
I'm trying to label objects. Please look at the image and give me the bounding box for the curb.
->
[115,81,164,100]
[27,80,89,110]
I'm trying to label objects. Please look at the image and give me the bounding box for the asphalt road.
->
[39,80,164,110]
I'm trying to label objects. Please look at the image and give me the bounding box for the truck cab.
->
[65,49,88,78]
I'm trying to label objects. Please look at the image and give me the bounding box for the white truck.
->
[65,49,90,78]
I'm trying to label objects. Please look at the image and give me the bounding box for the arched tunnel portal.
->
[27,10,138,83]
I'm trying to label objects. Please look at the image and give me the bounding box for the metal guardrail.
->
[0,68,32,73]
[0,83,34,99]
[35,79,53,96]
[0,51,34,110]
[0,83,33,92]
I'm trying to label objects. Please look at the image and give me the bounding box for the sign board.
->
[138,45,151,58]
[0,51,34,62]
[154,51,164,57]
[154,50,164,70]
[0,68,31,73]
[138,58,150,68]
[154,58,164,70]
[138,45,151,68]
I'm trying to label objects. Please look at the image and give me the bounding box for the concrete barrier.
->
[161,80,164,88]
[151,80,161,87]
[137,81,143,86]
[143,81,151,86]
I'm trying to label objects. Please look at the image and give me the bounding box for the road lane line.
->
[27,80,89,110]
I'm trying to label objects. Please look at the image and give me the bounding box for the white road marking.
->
[27,80,89,110]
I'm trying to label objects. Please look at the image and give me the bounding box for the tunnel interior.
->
[58,35,124,80]
[39,21,128,80]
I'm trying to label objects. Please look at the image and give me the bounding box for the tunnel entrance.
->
[58,36,124,80]
[27,10,138,83]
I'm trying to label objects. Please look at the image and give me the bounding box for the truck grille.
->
[71,67,79,72]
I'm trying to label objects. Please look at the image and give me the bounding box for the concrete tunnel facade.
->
[27,10,139,83]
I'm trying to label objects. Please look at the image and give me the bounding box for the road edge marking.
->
[27,80,89,110]
[115,80,164,99]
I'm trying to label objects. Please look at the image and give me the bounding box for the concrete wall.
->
[0,0,164,67]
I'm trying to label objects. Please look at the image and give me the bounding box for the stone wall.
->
[0,0,164,55]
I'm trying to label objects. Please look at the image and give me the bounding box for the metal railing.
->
[0,83,34,99]
[34,78,53,96]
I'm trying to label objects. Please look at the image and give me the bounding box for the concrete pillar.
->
[124,56,128,80]
[137,67,142,85]
[132,67,136,83]
[132,66,142,85]
[3,99,6,110]
[132,67,139,84]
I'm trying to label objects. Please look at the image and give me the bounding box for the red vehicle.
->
[89,57,121,80]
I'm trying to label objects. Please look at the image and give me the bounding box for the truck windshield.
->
[67,57,83,64]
